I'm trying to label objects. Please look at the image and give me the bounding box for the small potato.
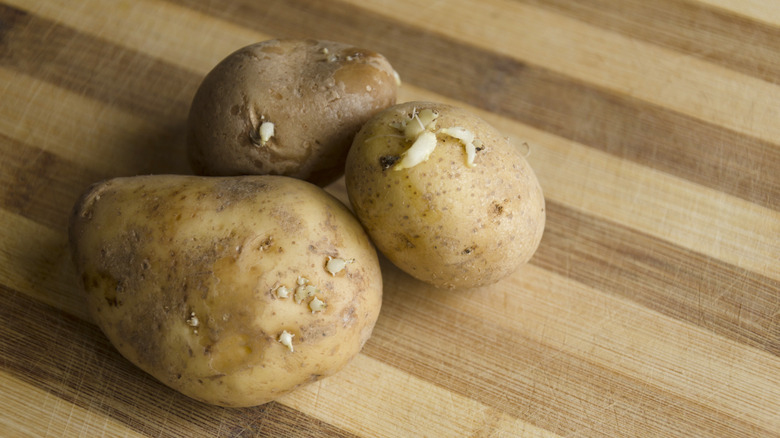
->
[345,102,545,289]
[187,39,399,186]
[68,175,383,407]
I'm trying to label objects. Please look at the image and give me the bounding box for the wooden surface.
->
[1,0,779,436]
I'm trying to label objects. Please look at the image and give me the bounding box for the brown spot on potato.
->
[271,206,303,234]
[340,306,356,328]
[257,236,273,251]
[395,233,415,249]
[379,155,400,170]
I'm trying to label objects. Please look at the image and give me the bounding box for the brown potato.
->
[69,175,383,407]
[187,39,399,186]
[345,101,545,289]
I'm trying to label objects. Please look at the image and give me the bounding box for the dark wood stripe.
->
[535,201,780,356]
[0,284,357,438]
[363,263,773,437]
[0,4,198,122]
[0,134,103,230]
[522,0,780,85]
[163,0,780,211]
[0,131,190,232]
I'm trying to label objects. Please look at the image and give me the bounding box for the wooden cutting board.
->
[1,0,778,436]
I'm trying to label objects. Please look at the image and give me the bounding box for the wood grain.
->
[1,0,778,436]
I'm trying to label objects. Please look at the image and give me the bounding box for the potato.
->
[68,175,383,407]
[187,39,399,186]
[345,101,545,289]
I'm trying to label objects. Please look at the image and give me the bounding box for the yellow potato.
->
[187,39,399,186]
[69,175,382,407]
[345,101,545,288]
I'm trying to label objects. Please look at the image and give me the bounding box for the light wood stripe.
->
[0,210,87,321]
[0,370,144,438]
[517,0,780,84]
[536,202,780,354]
[0,68,190,178]
[698,0,780,26]
[281,355,560,438]
[8,0,264,74]
[364,262,780,436]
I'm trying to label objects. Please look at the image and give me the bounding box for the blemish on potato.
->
[187,312,200,328]
[395,233,416,249]
[379,155,400,170]
[258,236,273,251]
[341,306,356,328]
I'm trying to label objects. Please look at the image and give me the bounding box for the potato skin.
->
[68,175,383,407]
[345,102,545,289]
[187,39,399,186]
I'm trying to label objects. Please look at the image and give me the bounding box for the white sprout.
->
[326,257,355,276]
[278,330,294,352]
[309,297,327,313]
[295,283,319,304]
[403,108,438,140]
[440,127,478,167]
[393,70,402,86]
[393,131,438,171]
[275,285,290,299]
[259,121,274,145]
